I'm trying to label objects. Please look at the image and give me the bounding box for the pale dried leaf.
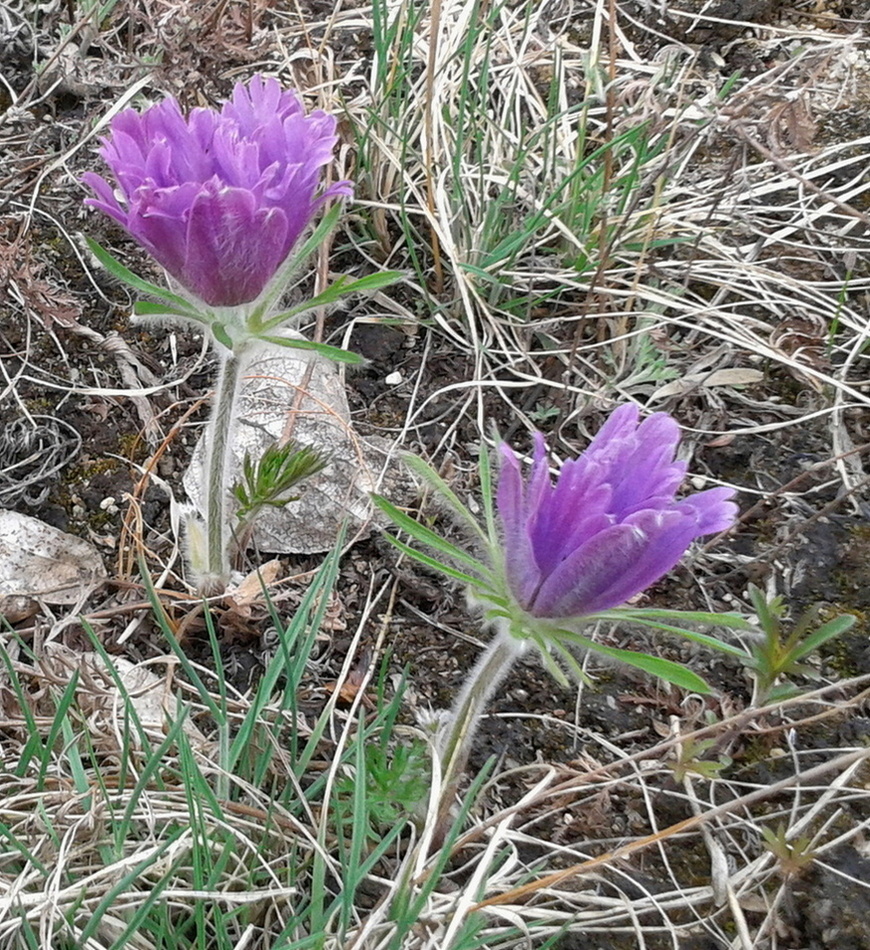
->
[650,369,764,401]
[226,559,282,607]
[43,643,209,750]
[0,510,106,613]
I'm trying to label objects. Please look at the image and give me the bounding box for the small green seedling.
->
[669,736,732,782]
[334,739,431,841]
[761,824,818,878]
[232,441,328,534]
[745,585,856,706]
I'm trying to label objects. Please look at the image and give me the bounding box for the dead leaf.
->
[42,644,209,751]
[0,510,106,616]
[225,559,282,608]
[183,334,399,554]
[705,434,736,448]
[650,368,764,401]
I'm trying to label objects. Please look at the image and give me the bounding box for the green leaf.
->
[790,613,856,661]
[534,644,572,688]
[545,639,593,686]
[400,453,487,541]
[748,584,785,632]
[233,442,328,526]
[553,627,712,693]
[256,335,363,364]
[211,323,233,349]
[259,271,404,332]
[379,533,491,589]
[87,238,198,311]
[249,203,345,324]
[763,682,803,704]
[478,437,497,544]
[294,201,344,264]
[133,300,207,323]
[370,493,490,574]
[609,607,753,631]
[597,612,749,659]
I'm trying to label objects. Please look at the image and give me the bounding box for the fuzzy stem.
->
[436,620,527,832]
[202,348,243,592]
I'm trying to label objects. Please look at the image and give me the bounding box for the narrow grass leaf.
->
[77,827,189,945]
[388,763,495,948]
[36,672,80,791]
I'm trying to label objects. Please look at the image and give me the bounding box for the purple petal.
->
[497,444,541,608]
[531,521,655,617]
[182,187,290,306]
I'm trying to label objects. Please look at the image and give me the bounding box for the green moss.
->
[117,431,147,463]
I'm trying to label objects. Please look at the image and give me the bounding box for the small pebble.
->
[385,371,402,385]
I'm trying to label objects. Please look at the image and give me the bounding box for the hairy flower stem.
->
[202,348,244,592]
[435,621,527,837]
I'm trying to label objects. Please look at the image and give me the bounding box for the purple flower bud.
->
[497,405,737,619]
[82,75,352,307]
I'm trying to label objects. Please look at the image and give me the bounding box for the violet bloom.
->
[82,75,351,308]
[497,405,737,620]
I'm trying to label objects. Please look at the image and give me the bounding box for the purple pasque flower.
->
[497,405,737,620]
[82,75,352,308]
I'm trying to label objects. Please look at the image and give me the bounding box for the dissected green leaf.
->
[233,442,328,528]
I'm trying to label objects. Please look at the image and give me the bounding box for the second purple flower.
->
[82,75,351,308]
[497,405,737,620]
